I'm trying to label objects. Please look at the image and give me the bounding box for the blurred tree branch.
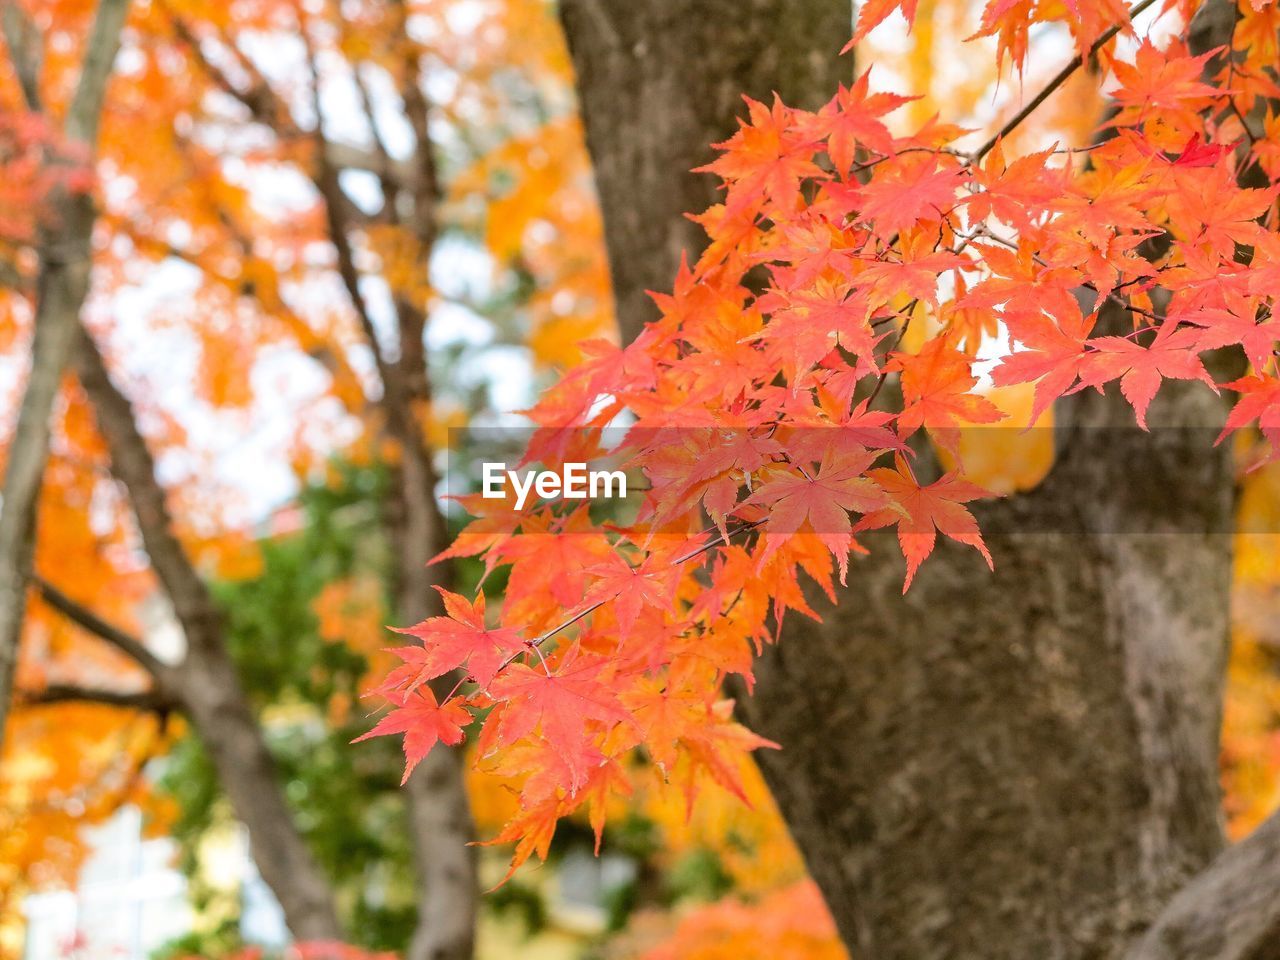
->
[0,0,131,753]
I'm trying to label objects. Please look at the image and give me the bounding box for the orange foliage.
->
[0,0,610,941]
[636,882,847,960]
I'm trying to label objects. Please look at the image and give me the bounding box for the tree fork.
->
[558,0,1280,956]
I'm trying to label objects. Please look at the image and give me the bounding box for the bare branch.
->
[72,326,226,654]
[387,0,441,218]
[65,0,131,146]
[32,575,168,677]
[22,682,174,713]
[165,7,397,179]
[1126,809,1280,960]
[295,7,393,382]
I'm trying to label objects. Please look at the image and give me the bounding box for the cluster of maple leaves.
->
[361,0,1280,876]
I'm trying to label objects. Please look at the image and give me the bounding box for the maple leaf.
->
[488,657,634,792]
[1076,326,1216,429]
[497,509,615,632]
[670,698,780,813]
[1217,374,1280,452]
[855,237,968,310]
[584,550,683,637]
[846,0,921,48]
[353,688,471,785]
[1109,40,1221,125]
[478,788,567,886]
[969,142,1066,230]
[1180,304,1280,371]
[431,489,525,572]
[801,70,915,173]
[854,153,964,239]
[746,449,889,583]
[969,0,1036,71]
[990,300,1096,425]
[751,280,879,382]
[388,588,526,689]
[1164,165,1276,258]
[698,96,825,215]
[857,458,994,591]
[892,338,1006,444]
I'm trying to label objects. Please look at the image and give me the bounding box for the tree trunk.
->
[385,410,479,960]
[0,0,130,751]
[741,382,1235,958]
[558,1,1280,957]
[558,0,851,344]
[73,328,345,944]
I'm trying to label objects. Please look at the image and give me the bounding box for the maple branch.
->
[32,576,168,678]
[972,224,1170,326]
[1125,805,1280,960]
[973,0,1163,162]
[415,519,772,708]
[22,682,175,713]
[165,8,298,136]
[866,299,919,407]
[297,30,390,379]
[165,5,401,182]
[72,327,227,658]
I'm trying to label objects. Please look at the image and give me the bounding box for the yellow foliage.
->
[936,382,1055,495]
[638,758,806,894]
[1223,459,1280,838]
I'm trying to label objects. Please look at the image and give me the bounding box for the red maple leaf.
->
[389,588,526,689]
[354,688,471,784]
[488,657,633,792]
[857,458,993,591]
[800,70,915,172]
[1077,326,1216,429]
[747,448,889,583]
[1218,374,1280,451]
[892,338,1006,444]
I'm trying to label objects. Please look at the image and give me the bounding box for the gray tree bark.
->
[561,1,1280,957]
[0,0,130,751]
[740,379,1236,959]
[558,0,851,343]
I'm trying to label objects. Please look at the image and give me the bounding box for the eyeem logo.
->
[482,462,627,509]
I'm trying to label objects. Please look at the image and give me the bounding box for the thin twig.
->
[973,0,1163,162]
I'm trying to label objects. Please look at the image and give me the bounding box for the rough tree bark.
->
[558,0,851,343]
[562,0,1280,957]
[739,380,1236,960]
[0,0,130,750]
